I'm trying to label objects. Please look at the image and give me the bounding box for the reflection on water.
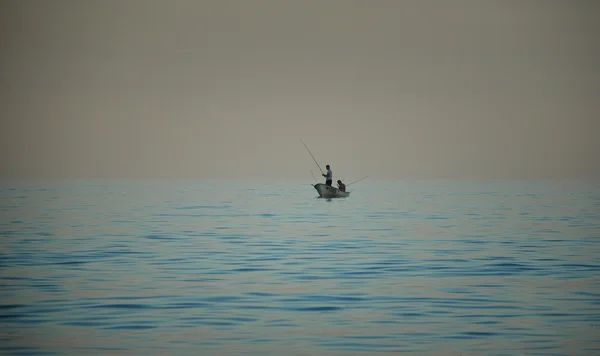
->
[1,179,599,355]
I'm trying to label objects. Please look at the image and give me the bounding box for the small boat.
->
[301,139,366,199]
[313,183,350,198]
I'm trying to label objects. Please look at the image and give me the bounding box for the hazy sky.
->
[2,0,599,180]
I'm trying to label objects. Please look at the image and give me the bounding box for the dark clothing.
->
[338,183,346,192]
[326,179,332,186]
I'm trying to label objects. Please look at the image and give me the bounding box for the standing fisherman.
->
[322,165,332,186]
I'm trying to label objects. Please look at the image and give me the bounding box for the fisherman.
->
[322,165,332,186]
[337,180,346,192]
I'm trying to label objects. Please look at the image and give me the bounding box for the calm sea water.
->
[1,179,599,355]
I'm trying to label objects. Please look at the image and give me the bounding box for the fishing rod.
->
[347,176,369,186]
[310,170,317,182]
[301,138,324,175]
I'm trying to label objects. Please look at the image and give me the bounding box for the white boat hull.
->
[313,183,350,198]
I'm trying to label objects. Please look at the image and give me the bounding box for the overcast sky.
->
[1,0,599,180]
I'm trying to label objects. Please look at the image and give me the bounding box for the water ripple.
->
[1,179,599,355]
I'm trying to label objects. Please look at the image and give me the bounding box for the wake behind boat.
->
[313,183,350,198]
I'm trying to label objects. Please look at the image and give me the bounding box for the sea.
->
[1,178,599,356]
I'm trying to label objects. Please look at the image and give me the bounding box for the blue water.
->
[1,179,599,355]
